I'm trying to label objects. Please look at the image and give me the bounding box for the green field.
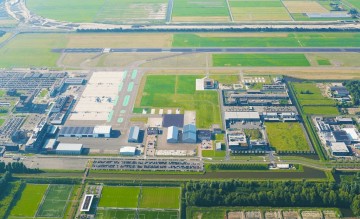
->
[9,184,48,217]
[266,122,310,152]
[229,0,291,21]
[36,184,73,218]
[202,147,226,157]
[172,0,229,17]
[213,54,310,67]
[140,187,181,209]
[345,0,360,9]
[303,106,339,115]
[317,59,331,65]
[0,34,66,68]
[292,83,336,106]
[98,186,140,208]
[96,209,179,219]
[172,33,360,47]
[140,75,221,128]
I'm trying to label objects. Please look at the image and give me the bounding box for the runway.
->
[53,47,360,53]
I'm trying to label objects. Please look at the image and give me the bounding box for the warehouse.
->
[128,126,140,143]
[93,126,112,138]
[58,126,112,138]
[56,143,83,155]
[225,112,261,122]
[183,124,197,143]
[119,146,137,156]
[65,78,85,85]
[167,126,179,143]
[330,142,350,157]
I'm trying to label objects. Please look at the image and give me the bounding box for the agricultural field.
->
[172,0,230,22]
[27,0,168,23]
[345,0,360,9]
[172,33,360,47]
[36,184,73,218]
[266,122,310,152]
[9,184,48,217]
[292,83,339,115]
[98,186,140,208]
[229,0,291,21]
[138,75,221,128]
[212,54,310,67]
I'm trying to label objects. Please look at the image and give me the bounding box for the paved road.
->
[53,47,360,54]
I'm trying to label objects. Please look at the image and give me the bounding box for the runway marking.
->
[131,70,138,80]
[123,95,130,107]
[127,82,134,92]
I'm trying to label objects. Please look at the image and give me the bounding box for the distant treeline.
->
[77,27,360,33]
[207,163,268,171]
[344,81,360,105]
[0,162,42,174]
[185,180,360,216]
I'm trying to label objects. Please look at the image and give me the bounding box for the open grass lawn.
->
[172,33,360,47]
[303,106,339,115]
[0,34,66,68]
[0,119,5,127]
[172,0,229,17]
[36,184,73,218]
[140,187,180,209]
[345,0,360,9]
[96,209,178,219]
[292,83,336,106]
[266,122,310,151]
[27,0,104,22]
[209,75,239,84]
[202,148,226,158]
[317,59,331,65]
[98,186,140,208]
[9,184,48,217]
[213,54,310,67]
[229,0,291,21]
[140,75,221,128]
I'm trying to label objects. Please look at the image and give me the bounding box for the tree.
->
[349,8,359,18]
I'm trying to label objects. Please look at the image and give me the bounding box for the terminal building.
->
[56,143,83,155]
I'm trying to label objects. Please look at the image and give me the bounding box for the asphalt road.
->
[53,47,360,53]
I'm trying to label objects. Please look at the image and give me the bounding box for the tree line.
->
[344,81,360,105]
[185,180,360,216]
[0,162,42,174]
[0,171,11,196]
[207,163,268,171]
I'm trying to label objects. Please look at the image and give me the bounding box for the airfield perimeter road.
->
[54,47,360,53]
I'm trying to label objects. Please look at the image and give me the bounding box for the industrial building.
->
[167,126,179,143]
[332,130,352,145]
[228,133,248,150]
[56,143,83,155]
[120,146,137,156]
[225,112,261,122]
[128,126,140,143]
[25,119,49,152]
[262,112,297,122]
[163,114,184,128]
[42,138,57,152]
[330,142,350,157]
[197,130,212,141]
[65,77,85,85]
[183,124,197,143]
[51,96,69,113]
[58,126,112,138]
[50,113,65,125]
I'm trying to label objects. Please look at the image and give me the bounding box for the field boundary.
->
[35,184,50,217]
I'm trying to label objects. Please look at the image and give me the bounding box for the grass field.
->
[229,0,291,21]
[303,106,339,115]
[172,33,360,47]
[9,184,48,217]
[266,122,310,151]
[345,0,360,9]
[212,54,310,66]
[140,187,180,209]
[36,184,73,218]
[27,0,104,22]
[96,209,179,219]
[0,33,66,68]
[98,186,140,208]
[292,83,336,106]
[172,0,230,22]
[139,75,221,128]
